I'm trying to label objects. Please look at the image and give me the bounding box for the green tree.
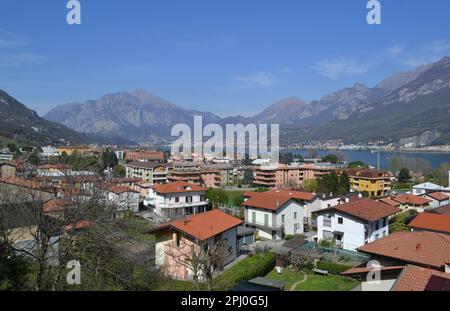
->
[112,165,126,178]
[101,149,118,170]
[7,143,18,153]
[347,161,369,169]
[398,167,412,183]
[318,172,339,194]
[27,150,41,165]
[338,171,351,195]
[303,179,319,192]
[321,154,339,164]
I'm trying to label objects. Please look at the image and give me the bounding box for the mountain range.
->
[3,56,450,147]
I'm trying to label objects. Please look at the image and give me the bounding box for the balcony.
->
[245,220,283,231]
[158,200,210,209]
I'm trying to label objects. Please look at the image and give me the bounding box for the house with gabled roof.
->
[422,192,449,209]
[408,213,450,235]
[147,209,243,281]
[147,181,211,220]
[242,190,310,240]
[313,199,401,251]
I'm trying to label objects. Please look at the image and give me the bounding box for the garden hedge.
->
[316,260,353,275]
[213,253,276,290]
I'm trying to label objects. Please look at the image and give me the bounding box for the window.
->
[252,212,256,223]
[323,215,332,227]
[281,215,286,224]
[375,234,380,240]
[294,212,297,220]
[375,221,379,231]
[338,217,343,224]
[175,197,180,203]
[186,196,193,203]
[175,234,180,247]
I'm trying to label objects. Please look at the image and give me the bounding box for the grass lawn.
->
[265,269,359,291]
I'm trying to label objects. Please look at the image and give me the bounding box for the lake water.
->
[283,149,450,170]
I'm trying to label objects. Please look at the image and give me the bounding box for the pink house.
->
[148,209,243,281]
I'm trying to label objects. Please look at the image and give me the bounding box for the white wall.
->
[244,200,305,240]
[317,212,389,251]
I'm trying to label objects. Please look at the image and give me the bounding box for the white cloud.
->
[312,58,368,79]
[385,44,406,56]
[233,72,276,88]
[428,40,450,53]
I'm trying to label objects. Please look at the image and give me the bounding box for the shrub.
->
[316,260,353,275]
[213,253,275,290]
[284,234,294,241]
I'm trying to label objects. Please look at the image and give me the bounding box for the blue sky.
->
[0,0,450,117]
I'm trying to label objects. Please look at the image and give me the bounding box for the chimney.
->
[345,197,350,203]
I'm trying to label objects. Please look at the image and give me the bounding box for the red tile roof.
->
[149,209,243,241]
[42,199,65,213]
[341,265,405,276]
[425,192,449,201]
[243,189,317,211]
[267,189,317,201]
[392,194,432,206]
[0,176,54,193]
[314,198,401,222]
[346,169,393,179]
[430,204,450,215]
[408,213,450,234]
[357,231,450,269]
[152,181,207,194]
[102,184,139,195]
[379,198,401,207]
[392,265,450,291]
[65,220,93,231]
[243,193,293,211]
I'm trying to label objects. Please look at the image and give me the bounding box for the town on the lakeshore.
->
[1,144,449,291]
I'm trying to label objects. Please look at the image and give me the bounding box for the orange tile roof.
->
[314,198,401,222]
[267,189,317,201]
[0,176,53,193]
[430,204,450,215]
[379,198,401,207]
[392,194,432,206]
[341,265,404,276]
[65,220,93,231]
[392,265,450,291]
[357,231,450,269]
[346,169,393,179]
[426,192,449,201]
[42,199,65,213]
[102,184,139,195]
[152,181,207,194]
[408,213,450,234]
[244,193,293,211]
[149,209,243,241]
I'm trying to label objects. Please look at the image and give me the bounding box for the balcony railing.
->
[246,220,283,230]
[158,201,210,209]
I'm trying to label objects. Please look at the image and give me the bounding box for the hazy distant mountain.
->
[44,56,450,146]
[45,90,221,143]
[0,90,90,146]
[291,57,450,145]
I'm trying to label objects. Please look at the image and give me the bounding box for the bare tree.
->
[165,237,232,291]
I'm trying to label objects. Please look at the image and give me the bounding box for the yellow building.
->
[346,169,394,197]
